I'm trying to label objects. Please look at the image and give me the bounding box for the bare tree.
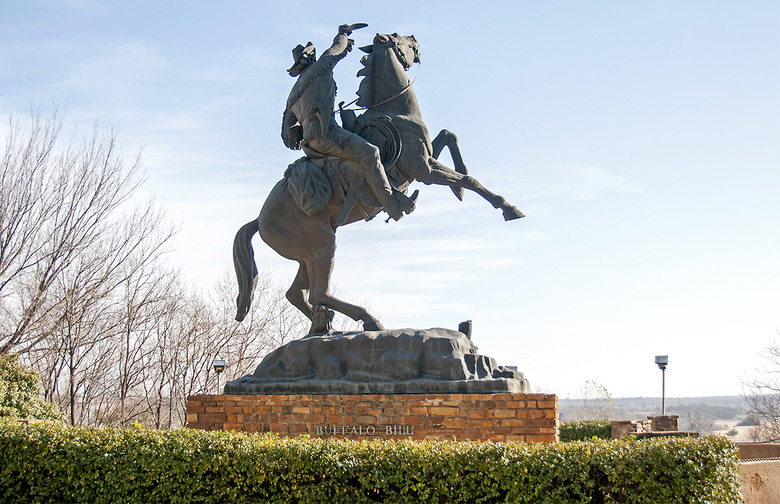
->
[2,108,178,426]
[160,273,278,427]
[138,279,187,429]
[678,410,716,434]
[0,110,61,301]
[2,109,317,428]
[744,338,780,441]
[0,109,175,356]
[137,272,307,428]
[27,269,119,425]
[566,380,616,422]
[112,263,179,427]
[24,206,175,426]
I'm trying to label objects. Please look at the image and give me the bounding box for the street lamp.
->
[655,355,668,415]
[213,359,226,394]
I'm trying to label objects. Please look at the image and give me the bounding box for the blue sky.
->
[2,1,779,399]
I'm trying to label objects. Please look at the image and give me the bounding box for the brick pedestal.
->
[187,393,558,443]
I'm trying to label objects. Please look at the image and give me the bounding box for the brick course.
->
[187,393,558,443]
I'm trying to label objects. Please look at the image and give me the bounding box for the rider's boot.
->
[383,189,417,221]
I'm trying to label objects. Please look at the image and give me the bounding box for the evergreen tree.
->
[0,354,62,421]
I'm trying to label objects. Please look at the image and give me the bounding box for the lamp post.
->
[213,359,226,394]
[655,355,668,415]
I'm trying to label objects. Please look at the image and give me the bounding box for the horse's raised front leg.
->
[423,158,525,221]
[304,244,385,334]
[432,129,467,201]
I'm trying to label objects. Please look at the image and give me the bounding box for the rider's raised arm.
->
[321,32,352,61]
[321,23,365,62]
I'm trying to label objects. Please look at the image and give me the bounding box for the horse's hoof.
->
[363,320,385,332]
[308,305,334,335]
[502,206,525,221]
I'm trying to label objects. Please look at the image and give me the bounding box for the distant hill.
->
[559,395,749,430]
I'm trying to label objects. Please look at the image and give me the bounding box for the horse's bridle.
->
[363,60,420,110]
[389,37,420,70]
[341,37,421,112]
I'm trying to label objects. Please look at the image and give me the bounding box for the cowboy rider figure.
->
[282,23,415,222]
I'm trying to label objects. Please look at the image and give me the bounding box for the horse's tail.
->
[233,219,259,322]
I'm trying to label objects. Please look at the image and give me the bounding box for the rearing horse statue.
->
[234,32,523,334]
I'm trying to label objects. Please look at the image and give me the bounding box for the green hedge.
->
[0,421,741,503]
[560,420,612,442]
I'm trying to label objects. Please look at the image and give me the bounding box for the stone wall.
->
[739,442,780,503]
[739,443,780,460]
[611,415,679,438]
[187,392,558,443]
[741,460,780,504]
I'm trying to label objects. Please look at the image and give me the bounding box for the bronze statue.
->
[282,23,415,222]
[234,24,524,335]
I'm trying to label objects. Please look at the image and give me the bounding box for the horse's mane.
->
[355,42,378,108]
[355,33,418,109]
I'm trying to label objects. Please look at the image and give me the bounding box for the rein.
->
[340,60,421,112]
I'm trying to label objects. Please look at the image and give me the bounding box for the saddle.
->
[284,116,408,225]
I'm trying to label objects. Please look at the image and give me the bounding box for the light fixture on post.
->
[213,359,226,394]
[654,355,668,415]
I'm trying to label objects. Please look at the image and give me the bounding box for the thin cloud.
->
[35,0,106,12]
[55,41,169,97]
[521,163,639,201]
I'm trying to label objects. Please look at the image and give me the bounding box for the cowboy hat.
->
[287,42,316,77]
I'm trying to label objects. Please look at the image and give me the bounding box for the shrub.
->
[0,421,741,503]
[560,419,612,441]
[736,415,760,427]
[0,354,62,422]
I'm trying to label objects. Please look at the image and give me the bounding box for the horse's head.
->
[355,33,421,109]
[361,33,420,70]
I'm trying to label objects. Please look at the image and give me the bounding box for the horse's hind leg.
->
[424,158,525,221]
[432,129,467,201]
[287,262,337,335]
[286,262,314,322]
[305,246,385,333]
